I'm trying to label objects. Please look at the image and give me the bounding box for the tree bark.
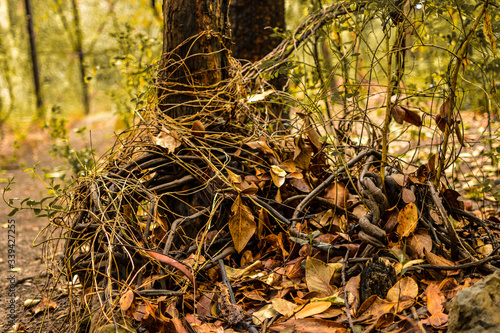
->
[71,0,90,115]
[229,0,285,62]
[158,0,232,118]
[24,0,43,117]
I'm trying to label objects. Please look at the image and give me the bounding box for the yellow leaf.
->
[271,298,298,317]
[294,301,331,319]
[396,202,418,238]
[252,304,278,325]
[229,195,256,253]
[305,257,336,296]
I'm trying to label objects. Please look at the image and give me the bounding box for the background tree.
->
[158,0,232,118]
[24,0,43,118]
[229,0,285,62]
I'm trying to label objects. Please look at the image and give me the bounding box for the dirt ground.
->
[0,113,116,332]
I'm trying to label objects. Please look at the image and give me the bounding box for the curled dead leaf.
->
[391,105,405,124]
[270,165,287,188]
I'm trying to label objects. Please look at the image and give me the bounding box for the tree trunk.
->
[229,0,285,62]
[158,0,232,119]
[70,0,90,115]
[24,0,44,117]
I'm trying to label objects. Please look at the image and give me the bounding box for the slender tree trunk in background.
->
[158,0,231,118]
[71,0,90,114]
[24,0,44,117]
[0,0,15,128]
[229,0,285,63]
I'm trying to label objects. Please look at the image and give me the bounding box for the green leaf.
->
[8,208,19,217]
[289,237,309,245]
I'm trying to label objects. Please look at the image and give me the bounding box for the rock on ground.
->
[448,270,500,333]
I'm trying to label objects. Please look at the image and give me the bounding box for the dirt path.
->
[0,113,116,332]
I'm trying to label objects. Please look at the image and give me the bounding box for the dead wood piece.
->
[359,215,387,241]
[358,231,385,248]
[359,255,397,304]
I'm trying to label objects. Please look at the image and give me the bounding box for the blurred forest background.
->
[1,0,500,202]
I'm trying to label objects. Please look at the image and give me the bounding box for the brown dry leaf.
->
[324,182,349,207]
[386,276,418,312]
[280,160,300,173]
[305,116,322,151]
[229,195,256,253]
[438,278,458,299]
[439,97,454,118]
[32,297,57,315]
[119,289,135,311]
[270,318,347,332]
[226,169,241,185]
[391,105,405,124]
[252,304,279,325]
[426,283,444,316]
[305,257,336,296]
[191,120,205,137]
[423,283,449,328]
[271,298,298,317]
[290,178,311,193]
[391,174,405,186]
[238,179,259,195]
[424,248,457,273]
[429,209,442,225]
[407,229,432,259]
[344,274,361,313]
[397,202,418,238]
[435,114,447,132]
[257,208,270,238]
[243,290,268,302]
[402,188,416,203]
[476,239,494,257]
[196,293,214,317]
[384,210,399,233]
[294,302,331,319]
[375,312,396,329]
[428,154,437,173]
[424,249,459,277]
[426,312,449,328]
[454,121,465,147]
[153,126,181,153]
[171,318,189,333]
[357,296,395,321]
[403,108,423,126]
[270,165,287,188]
[245,138,274,155]
[294,136,313,170]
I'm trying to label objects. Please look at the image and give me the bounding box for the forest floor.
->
[0,110,498,332]
[0,112,117,332]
